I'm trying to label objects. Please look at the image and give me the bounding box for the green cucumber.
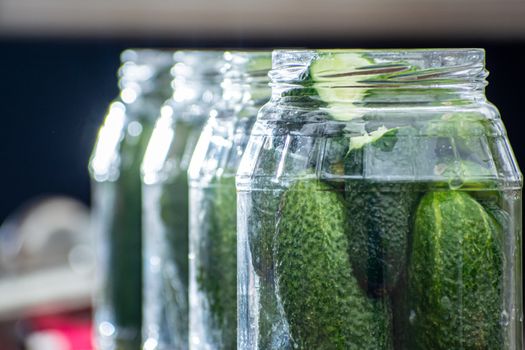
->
[407,191,503,349]
[345,126,419,295]
[275,179,392,349]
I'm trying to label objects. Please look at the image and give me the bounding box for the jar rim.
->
[273,48,485,56]
[121,49,174,66]
[223,51,272,82]
[271,48,486,70]
[170,50,226,84]
[270,48,487,90]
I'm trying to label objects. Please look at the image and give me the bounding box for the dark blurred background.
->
[0,39,523,221]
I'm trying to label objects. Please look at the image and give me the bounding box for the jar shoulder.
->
[188,115,256,186]
[237,103,522,190]
[141,115,206,186]
[89,102,157,182]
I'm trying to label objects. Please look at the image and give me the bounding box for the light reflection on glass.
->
[121,87,138,103]
[173,82,197,103]
[90,102,126,182]
[141,114,175,185]
[99,321,116,337]
[143,338,158,350]
[127,120,143,137]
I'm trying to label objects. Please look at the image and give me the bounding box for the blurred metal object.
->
[0,0,524,39]
[0,196,93,321]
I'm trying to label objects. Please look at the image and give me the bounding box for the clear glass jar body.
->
[237,49,523,350]
[187,52,271,350]
[141,51,226,350]
[89,49,174,350]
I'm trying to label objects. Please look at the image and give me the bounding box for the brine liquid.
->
[189,179,237,350]
[91,116,154,350]
[92,179,143,350]
[142,174,190,350]
[237,184,522,350]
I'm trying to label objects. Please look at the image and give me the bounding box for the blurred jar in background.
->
[89,49,174,350]
[188,51,271,350]
[141,51,225,350]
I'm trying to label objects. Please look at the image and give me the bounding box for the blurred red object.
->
[26,313,92,350]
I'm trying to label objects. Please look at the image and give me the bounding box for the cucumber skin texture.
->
[275,180,392,350]
[344,127,419,295]
[345,184,419,296]
[407,191,504,350]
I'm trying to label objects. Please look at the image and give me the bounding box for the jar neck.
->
[169,51,225,108]
[118,49,174,114]
[270,49,488,109]
[220,51,272,117]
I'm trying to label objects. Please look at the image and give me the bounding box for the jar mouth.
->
[118,49,174,102]
[273,48,485,57]
[222,51,272,91]
[270,48,487,86]
[121,49,174,66]
[224,51,271,77]
[172,50,227,82]
[119,49,174,83]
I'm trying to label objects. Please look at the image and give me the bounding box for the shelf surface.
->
[0,0,524,38]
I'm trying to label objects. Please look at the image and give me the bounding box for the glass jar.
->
[188,51,271,350]
[141,51,226,350]
[237,49,523,350]
[89,49,174,350]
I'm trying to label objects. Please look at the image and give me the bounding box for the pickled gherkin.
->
[407,191,504,349]
[275,180,392,349]
[345,127,419,296]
